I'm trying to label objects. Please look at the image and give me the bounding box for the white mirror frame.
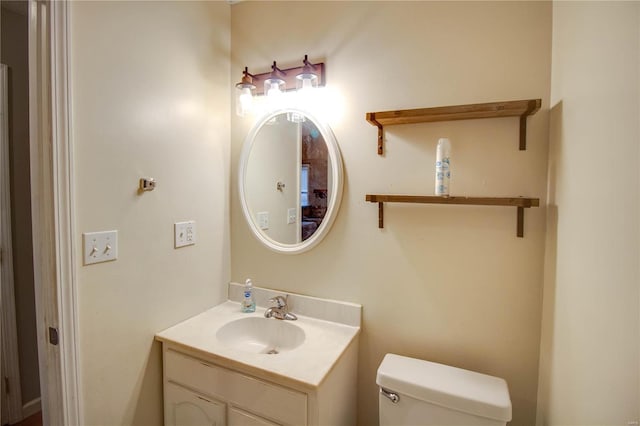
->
[239,108,343,254]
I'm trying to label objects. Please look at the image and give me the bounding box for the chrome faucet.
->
[264,295,297,321]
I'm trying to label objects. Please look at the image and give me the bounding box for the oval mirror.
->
[239,108,343,254]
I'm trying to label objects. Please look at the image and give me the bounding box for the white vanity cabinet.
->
[156,292,361,426]
[163,347,308,426]
[161,341,358,426]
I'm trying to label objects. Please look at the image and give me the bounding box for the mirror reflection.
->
[300,121,329,241]
[239,109,343,253]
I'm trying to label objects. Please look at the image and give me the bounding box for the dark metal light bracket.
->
[247,59,326,95]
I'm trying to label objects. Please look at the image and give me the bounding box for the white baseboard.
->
[22,397,41,418]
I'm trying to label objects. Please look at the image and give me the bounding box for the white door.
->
[0,59,5,426]
[165,382,226,426]
[28,1,81,424]
[0,61,22,426]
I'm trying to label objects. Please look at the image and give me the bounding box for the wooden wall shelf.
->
[365,194,540,237]
[366,99,541,155]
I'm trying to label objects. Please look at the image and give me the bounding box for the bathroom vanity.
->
[155,284,361,426]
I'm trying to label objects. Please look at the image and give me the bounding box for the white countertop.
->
[155,300,360,388]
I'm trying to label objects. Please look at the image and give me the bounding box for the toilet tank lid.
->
[376,354,512,422]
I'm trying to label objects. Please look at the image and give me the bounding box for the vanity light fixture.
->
[235,67,257,117]
[296,55,319,93]
[289,55,321,122]
[264,61,286,98]
[234,56,326,117]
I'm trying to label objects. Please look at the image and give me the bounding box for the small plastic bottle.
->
[435,138,451,196]
[241,278,256,313]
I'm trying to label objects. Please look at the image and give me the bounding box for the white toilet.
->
[377,353,512,425]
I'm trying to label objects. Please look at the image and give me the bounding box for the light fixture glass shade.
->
[264,77,286,112]
[264,77,285,97]
[295,72,318,92]
[235,81,256,117]
[292,71,318,118]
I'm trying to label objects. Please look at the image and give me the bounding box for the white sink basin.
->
[157,297,361,386]
[215,317,306,354]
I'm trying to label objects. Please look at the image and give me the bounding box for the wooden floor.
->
[10,412,42,426]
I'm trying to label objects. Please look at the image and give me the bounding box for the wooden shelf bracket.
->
[519,99,540,150]
[366,194,539,237]
[517,206,525,238]
[374,122,384,155]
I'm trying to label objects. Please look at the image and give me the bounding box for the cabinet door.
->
[165,349,307,425]
[228,406,280,426]
[165,382,226,426]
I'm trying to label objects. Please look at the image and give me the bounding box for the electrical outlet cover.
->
[287,207,297,224]
[257,212,269,230]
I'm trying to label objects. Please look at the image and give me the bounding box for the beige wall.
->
[245,118,299,244]
[230,2,551,425]
[69,1,230,424]
[0,3,39,405]
[537,2,640,424]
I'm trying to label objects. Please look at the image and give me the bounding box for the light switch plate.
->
[175,221,196,248]
[287,207,297,224]
[83,230,118,265]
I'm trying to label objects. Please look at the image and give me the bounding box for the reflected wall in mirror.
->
[239,109,343,254]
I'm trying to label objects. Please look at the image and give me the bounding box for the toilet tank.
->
[376,354,512,426]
